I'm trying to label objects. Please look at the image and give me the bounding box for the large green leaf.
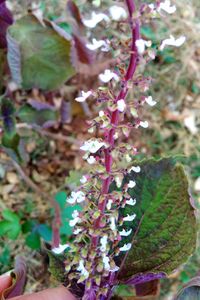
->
[7,14,76,90]
[0,209,21,240]
[115,158,196,281]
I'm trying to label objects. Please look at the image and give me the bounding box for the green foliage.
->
[18,104,58,127]
[7,14,76,90]
[0,209,21,239]
[47,251,66,283]
[115,158,196,281]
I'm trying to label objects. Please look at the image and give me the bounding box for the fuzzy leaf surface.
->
[115,158,196,281]
[7,14,76,90]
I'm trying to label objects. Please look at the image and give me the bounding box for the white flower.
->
[123,214,136,221]
[73,228,83,235]
[115,176,122,188]
[160,35,186,51]
[139,121,149,128]
[184,114,198,135]
[106,199,113,210]
[83,12,110,28]
[126,198,136,206]
[77,260,89,278]
[100,235,108,252]
[128,166,141,173]
[109,5,127,20]
[99,110,105,117]
[80,175,87,184]
[87,156,96,164]
[136,39,152,54]
[99,69,119,83]
[80,139,106,153]
[194,177,200,192]
[110,216,116,231]
[128,180,136,188]
[69,210,81,227]
[110,265,120,272]
[117,99,126,112]
[86,38,110,52]
[119,243,132,252]
[102,254,110,271]
[119,228,132,237]
[145,96,157,106]
[67,191,85,204]
[52,244,69,254]
[158,0,176,14]
[75,90,92,102]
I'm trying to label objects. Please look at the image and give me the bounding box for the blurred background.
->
[0,0,199,299]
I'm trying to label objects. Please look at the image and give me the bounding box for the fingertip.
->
[0,274,12,296]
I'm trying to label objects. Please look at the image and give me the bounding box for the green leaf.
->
[1,132,22,162]
[115,158,196,281]
[174,276,200,300]
[7,14,76,91]
[18,104,58,127]
[0,210,21,240]
[47,251,66,283]
[37,224,52,242]
[25,232,41,249]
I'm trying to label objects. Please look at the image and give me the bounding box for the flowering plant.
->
[0,0,197,299]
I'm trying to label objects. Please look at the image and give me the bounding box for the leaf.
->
[37,224,52,242]
[1,132,23,162]
[18,103,58,128]
[7,14,76,90]
[1,256,27,300]
[1,98,16,137]
[67,0,84,29]
[174,276,200,300]
[47,251,66,283]
[0,0,13,49]
[25,231,41,249]
[0,209,21,240]
[115,158,196,282]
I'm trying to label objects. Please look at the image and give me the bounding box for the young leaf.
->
[0,209,21,240]
[7,14,76,90]
[0,0,13,49]
[25,231,41,249]
[115,158,196,282]
[17,102,58,128]
[174,276,200,300]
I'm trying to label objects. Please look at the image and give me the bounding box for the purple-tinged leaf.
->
[67,0,84,29]
[7,33,22,86]
[0,0,13,49]
[124,272,166,286]
[1,256,26,299]
[135,279,160,298]
[60,99,72,123]
[28,99,56,111]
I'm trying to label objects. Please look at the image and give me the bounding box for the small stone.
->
[6,172,19,184]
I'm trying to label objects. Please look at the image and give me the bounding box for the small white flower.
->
[158,0,176,14]
[128,180,136,188]
[102,254,110,271]
[83,12,110,28]
[69,210,81,227]
[139,121,149,128]
[80,139,106,153]
[115,176,122,188]
[100,235,108,252]
[87,156,96,164]
[119,243,132,252]
[145,96,157,106]
[86,38,110,52]
[80,175,87,184]
[110,216,116,231]
[73,228,83,235]
[75,90,92,102]
[113,132,119,140]
[52,244,69,254]
[109,5,127,20]
[128,166,141,173]
[160,35,186,51]
[126,198,136,206]
[77,260,89,278]
[67,191,85,204]
[99,110,105,117]
[119,228,132,237]
[123,214,136,221]
[106,199,113,210]
[117,99,126,112]
[184,114,198,135]
[136,39,152,54]
[110,265,120,272]
[99,69,119,83]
